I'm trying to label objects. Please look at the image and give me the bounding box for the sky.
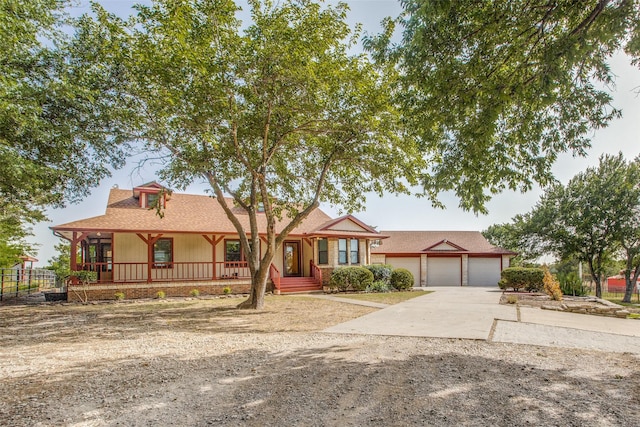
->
[28,0,640,265]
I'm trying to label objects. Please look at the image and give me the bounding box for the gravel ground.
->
[1,295,639,426]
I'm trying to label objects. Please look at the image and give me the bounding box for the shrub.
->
[189,289,200,297]
[329,267,374,292]
[364,264,393,285]
[223,286,232,295]
[114,292,125,301]
[558,272,587,296]
[499,267,544,292]
[390,268,414,290]
[366,280,391,293]
[542,267,563,301]
[156,290,166,299]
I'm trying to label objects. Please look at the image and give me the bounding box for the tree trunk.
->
[588,258,602,298]
[237,260,271,310]
[622,266,639,303]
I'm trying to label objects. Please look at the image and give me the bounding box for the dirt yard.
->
[1,295,639,426]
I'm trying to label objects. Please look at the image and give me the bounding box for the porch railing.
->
[269,263,281,291]
[76,261,251,284]
[310,260,323,285]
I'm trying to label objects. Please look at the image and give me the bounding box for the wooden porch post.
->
[69,231,90,285]
[137,233,163,283]
[202,235,224,279]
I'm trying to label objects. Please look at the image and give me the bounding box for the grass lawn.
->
[332,290,431,305]
[594,291,640,307]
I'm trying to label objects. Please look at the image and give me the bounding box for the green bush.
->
[558,272,587,296]
[114,292,125,301]
[189,289,200,297]
[156,290,166,299]
[366,280,391,293]
[499,267,544,292]
[390,268,414,290]
[329,267,374,292]
[364,264,394,285]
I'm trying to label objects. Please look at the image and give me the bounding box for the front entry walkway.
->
[323,287,640,354]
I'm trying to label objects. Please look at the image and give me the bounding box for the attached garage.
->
[372,231,515,288]
[468,257,501,287]
[427,257,461,286]
[386,257,421,286]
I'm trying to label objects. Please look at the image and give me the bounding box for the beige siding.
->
[431,242,458,251]
[371,254,386,264]
[327,219,367,232]
[174,234,212,263]
[302,239,313,276]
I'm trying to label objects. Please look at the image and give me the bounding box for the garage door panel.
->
[427,257,461,286]
[468,258,501,287]
[387,257,420,286]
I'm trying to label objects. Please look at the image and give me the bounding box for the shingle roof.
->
[371,230,515,255]
[51,188,382,239]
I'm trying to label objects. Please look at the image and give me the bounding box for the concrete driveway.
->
[323,287,640,354]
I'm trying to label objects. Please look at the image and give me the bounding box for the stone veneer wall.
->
[66,280,258,302]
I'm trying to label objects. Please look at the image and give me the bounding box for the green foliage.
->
[390,268,414,290]
[558,272,587,297]
[364,264,394,285]
[114,292,125,301]
[498,153,640,299]
[222,286,232,295]
[189,289,200,297]
[73,0,423,309]
[70,270,97,284]
[499,267,544,292]
[44,240,81,283]
[0,0,127,250]
[329,267,374,292]
[542,267,563,301]
[366,1,640,213]
[366,280,391,293]
[156,290,166,299]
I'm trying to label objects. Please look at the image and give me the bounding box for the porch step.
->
[278,277,322,293]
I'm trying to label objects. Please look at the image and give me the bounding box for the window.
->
[153,238,173,268]
[318,238,328,265]
[338,239,347,264]
[145,193,159,208]
[225,240,260,263]
[225,240,242,262]
[350,239,359,264]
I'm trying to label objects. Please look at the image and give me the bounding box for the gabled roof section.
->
[307,215,386,239]
[371,231,516,255]
[133,181,170,199]
[424,239,467,252]
[318,215,378,234]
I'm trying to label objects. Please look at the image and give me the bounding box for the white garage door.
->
[468,258,501,287]
[387,257,420,286]
[427,257,461,286]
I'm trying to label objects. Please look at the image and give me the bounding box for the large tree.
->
[73,0,423,309]
[367,0,640,212]
[0,0,127,263]
[492,154,640,299]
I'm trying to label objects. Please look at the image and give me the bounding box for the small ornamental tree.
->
[542,266,563,301]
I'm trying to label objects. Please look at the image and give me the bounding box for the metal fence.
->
[0,268,58,301]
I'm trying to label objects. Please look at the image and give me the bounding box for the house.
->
[51,182,385,301]
[51,183,515,301]
[371,231,515,287]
